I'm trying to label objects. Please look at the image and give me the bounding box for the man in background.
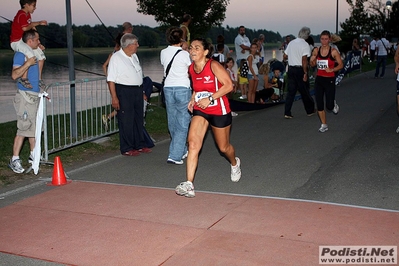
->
[283,26,315,119]
[234,26,250,66]
[374,34,390,79]
[122,22,133,34]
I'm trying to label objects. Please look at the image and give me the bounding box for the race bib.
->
[317,59,329,70]
[195,91,217,107]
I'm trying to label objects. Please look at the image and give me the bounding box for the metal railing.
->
[42,77,117,161]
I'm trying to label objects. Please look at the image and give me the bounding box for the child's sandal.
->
[17,78,33,89]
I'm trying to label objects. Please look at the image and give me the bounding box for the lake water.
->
[0,47,283,123]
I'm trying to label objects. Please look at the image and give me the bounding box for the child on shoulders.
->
[10,0,47,89]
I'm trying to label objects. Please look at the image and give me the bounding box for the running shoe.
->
[182,151,188,160]
[102,114,109,131]
[175,181,195,197]
[231,157,241,182]
[333,101,339,115]
[318,124,328,133]
[239,95,247,100]
[231,111,238,117]
[167,158,183,165]
[284,115,293,119]
[8,158,25,174]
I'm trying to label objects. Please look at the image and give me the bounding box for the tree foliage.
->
[136,0,230,37]
[0,22,283,50]
[342,0,398,40]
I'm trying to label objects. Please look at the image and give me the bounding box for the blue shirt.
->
[13,51,39,93]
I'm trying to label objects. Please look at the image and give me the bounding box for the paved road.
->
[1,65,398,265]
[63,65,399,211]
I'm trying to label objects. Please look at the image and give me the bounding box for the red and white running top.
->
[189,59,231,115]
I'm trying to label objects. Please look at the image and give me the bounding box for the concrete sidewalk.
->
[0,66,398,265]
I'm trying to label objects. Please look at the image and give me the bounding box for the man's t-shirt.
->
[13,52,39,92]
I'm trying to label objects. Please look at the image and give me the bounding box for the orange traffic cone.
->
[49,156,71,186]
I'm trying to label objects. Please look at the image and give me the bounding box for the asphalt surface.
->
[1,64,398,265]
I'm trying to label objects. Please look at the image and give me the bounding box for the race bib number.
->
[317,59,329,70]
[195,91,217,107]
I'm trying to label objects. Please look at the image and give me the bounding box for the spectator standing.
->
[212,43,226,67]
[216,34,231,63]
[362,38,369,57]
[122,22,133,34]
[257,34,266,65]
[175,38,241,198]
[8,29,41,174]
[283,27,315,119]
[160,27,192,164]
[280,35,291,51]
[247,43,260,103]
[107,34,152,156]
[352,38,360,51]
[330,34,341,53]
[225,57,239,116]
[180,14,192,45]
[10,0,47,89]
[394,46,399,133]
[237,59,249,100]
[226,57,237,92]
[369,37,378,62]
[374,35,390,79]
[280,35,291,69]
[310,30,343,133]
[234,26,251,66]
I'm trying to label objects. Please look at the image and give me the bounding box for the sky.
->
[1,0,351,37]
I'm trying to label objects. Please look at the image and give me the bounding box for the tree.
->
[136,0,230,37]
[386,1,399,40]
[344,0,397,37]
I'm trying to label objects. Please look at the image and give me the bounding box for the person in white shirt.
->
[107,33,151,156]
[234,26,251,66]
[369,37,377,62]
[374,35,391,78]
[160,27,192,165]
[283,26,315,119]
[257,34,266,64]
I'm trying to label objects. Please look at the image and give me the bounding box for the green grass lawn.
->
[0,97,168,185]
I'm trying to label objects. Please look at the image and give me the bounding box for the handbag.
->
[240,61,249,78]
[161,50,182,106]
